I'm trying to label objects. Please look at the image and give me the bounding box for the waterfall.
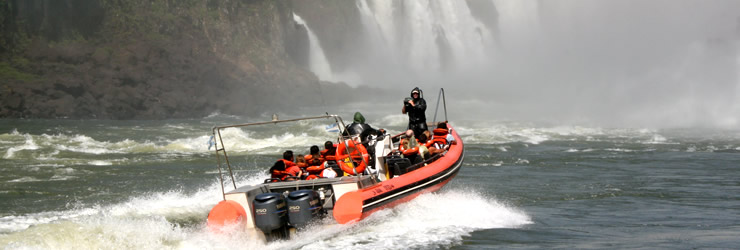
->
[292,13,335,82]
[299,0,740,127]
[353,0,497,86]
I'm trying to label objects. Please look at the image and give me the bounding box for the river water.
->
[1,113,739,249]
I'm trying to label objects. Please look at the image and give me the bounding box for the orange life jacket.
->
[305,154,322,166]
[399,139,419,156]
[321,147,337,161]
[427,128,449,149]
[272,159,298,180]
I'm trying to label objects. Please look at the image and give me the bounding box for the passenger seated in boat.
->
[295,154,309,179]
[320,141,337,162]
[321,141,344,176]
[305,145,322,167]
[303,146,325,179]
[399,130,421,164]
[417,133,430,160]
[295,154,308,168]
[435,122,456,145]
[268,160,287,181]
[321,166,337,178]
[428,123,453,155]
[423,130,432,143]
[269,150,302,181]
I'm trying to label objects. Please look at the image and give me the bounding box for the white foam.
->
[0,208,99,234]
[644,134,668,144]
[203,111,242,119]
[1,125,337,167]
[0,173,269,236]
[7,177,42,183]
[49,174,77,181]
[88,160,113,166]
[452,122,694,147]
[376,114,410,128]
[298,190,531,249]
[470,161,503,167]
[3,133,38,159]
[1,178,529,250]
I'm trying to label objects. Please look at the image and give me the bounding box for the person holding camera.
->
[402,87,428,137]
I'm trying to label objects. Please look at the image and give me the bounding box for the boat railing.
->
[210,114,348,200]
[431,88,448,125]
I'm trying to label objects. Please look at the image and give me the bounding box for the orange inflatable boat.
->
[206,90,463,241]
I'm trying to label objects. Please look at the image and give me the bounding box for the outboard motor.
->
[286,190,322,228]
[253,193,287,234]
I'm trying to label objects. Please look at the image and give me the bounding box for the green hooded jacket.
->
[353,112,366,124]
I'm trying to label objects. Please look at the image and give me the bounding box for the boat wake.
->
[0,182,530,249]
[292,189,532,250]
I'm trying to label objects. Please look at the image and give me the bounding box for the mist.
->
[298,0,740,129]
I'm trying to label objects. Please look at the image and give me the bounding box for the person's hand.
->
[408,100,415,106]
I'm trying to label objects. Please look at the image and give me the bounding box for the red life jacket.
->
[399,139,419,156]
[271,159,298,180]
[305,154,322,166]
[427,128,449,149]
[321,147,337,161]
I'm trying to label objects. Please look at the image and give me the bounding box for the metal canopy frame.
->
[211,114,347,200]
[210,88,449,200]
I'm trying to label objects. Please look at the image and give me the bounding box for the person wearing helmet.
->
[344,112,385,143]
[402,87,428,137]
[343,111,385,166]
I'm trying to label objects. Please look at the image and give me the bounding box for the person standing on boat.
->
[402,87,428,137]
[344,112,385,143]
[344,112,385,164]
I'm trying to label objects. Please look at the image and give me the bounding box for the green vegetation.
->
[0,0,342,119]
[0,61,39,82]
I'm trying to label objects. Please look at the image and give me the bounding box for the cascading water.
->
[292,13,336,82]
[294,0,740,128]
[350,0,497,86]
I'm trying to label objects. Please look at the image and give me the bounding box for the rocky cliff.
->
[0,0,370,119]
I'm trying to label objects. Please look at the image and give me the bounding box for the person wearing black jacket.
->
[344,111,386,168]
[402,87,428,137]
[344,112,384,143]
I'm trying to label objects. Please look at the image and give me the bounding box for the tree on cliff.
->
[0,0,363,119]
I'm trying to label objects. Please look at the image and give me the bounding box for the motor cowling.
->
[287,190,322,228]
[253,193,287,233]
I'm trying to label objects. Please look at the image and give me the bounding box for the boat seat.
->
[386,157,412,176]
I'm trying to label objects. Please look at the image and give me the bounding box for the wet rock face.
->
[0,0,357,119]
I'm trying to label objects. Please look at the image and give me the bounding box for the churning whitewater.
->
[0,115,534,249]
[3,113,740,248]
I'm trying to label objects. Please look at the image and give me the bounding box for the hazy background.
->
[297,0,740,129]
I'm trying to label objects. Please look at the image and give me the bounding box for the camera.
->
[403,97,412,105]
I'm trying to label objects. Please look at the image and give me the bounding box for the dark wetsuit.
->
[404,88,428,137]
[344,112,383,143]
[346,122,382,143]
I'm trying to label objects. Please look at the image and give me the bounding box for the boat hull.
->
[333,125,464,224]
